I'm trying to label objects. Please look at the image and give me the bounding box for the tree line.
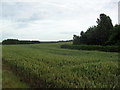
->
[2,39,72,45]
[73,14,120,46]
[2,39,40,45]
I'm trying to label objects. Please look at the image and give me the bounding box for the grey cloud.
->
[1,0,119,41]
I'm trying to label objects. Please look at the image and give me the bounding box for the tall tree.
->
[73,13,114,45]
[73,35,80,45]
[96,14,113,45]
[106,24,120,45]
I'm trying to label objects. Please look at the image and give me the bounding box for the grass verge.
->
[2,63,29,88]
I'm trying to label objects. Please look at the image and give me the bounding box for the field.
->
[2,42,120,88]
[2,64,29,88]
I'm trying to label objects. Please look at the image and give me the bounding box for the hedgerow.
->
[61,44,119,52]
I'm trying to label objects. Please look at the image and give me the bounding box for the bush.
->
[61,44,119,52]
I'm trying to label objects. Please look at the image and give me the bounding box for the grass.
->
[2,42,120,88]
[2,63,29,88]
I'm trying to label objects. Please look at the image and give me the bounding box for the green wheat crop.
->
[2,42,120,88]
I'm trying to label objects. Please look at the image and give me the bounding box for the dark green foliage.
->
[79,26,98,45]
[73,13,120,45]
[2,39,19,45]
[2,39,72,45]
[96,14,113,45]
[2,39,40,45]
[73,35,80,45]
[106,25,120,45]
[61,44,119,52]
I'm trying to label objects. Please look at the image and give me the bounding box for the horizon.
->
[0,0,119,42]
[0,38,73,43]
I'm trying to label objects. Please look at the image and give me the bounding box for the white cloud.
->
[1,0,119,41]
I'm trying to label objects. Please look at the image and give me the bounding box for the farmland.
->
[2,42,120,88]
[2,63,29,88]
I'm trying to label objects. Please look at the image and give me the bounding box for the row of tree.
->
[73,14,120,45]
[2,39,72,45]
[2,39,40,45]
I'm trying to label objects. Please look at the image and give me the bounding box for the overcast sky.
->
[0,0,119,41]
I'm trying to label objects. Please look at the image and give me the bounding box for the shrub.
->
[61,44,119,52]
